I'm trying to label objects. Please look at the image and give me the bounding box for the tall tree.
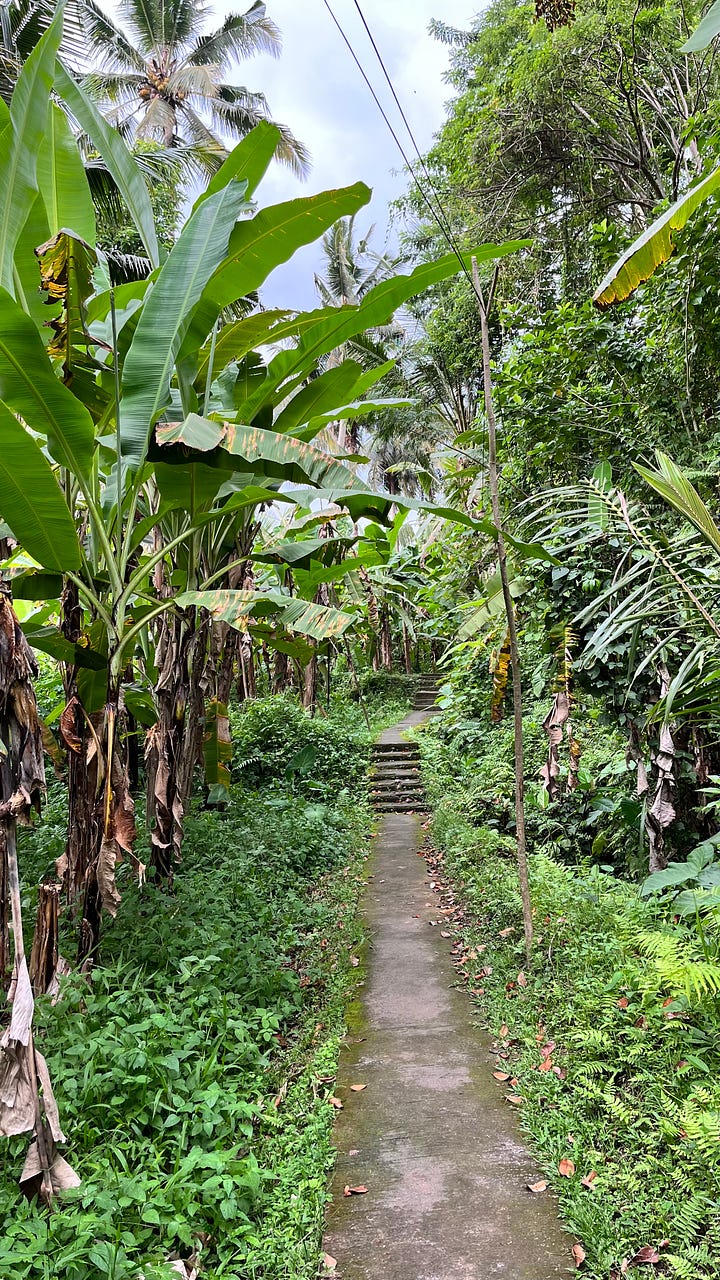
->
[81,0,309,175]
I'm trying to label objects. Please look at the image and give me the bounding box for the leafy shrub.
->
[230,694,370,797]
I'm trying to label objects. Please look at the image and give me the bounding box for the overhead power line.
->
[320,0,476,292]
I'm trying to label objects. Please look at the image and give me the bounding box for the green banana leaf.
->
[593,167,720,306]
[195,309,293,391]
[236,242,527,421]
[178,184,372,367]
[177,588,357,642]
[681,0,720,51]
[272,360,366,433]
[120,181,252,472]
[155,413,364,491]
[0,287,95,481]
[55,61,159,267]
[0,5,64,295]
[192,121,280,211]
[37,100,96,243]
[0,399,82,571]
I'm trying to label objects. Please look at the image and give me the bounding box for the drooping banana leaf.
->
[635,451,720,556]
[0,288,95,482]
[593,167,720,306]
[0,399,83,571]
[177,587,357,642]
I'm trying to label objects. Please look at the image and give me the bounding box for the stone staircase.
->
[369,677,438,814]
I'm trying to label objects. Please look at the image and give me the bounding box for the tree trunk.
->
[473,258,533,966]
[402,622,412,675]
[145,609,208,883]
[379,607,393,671]
[272,649,290,694]
[302,645,318,712]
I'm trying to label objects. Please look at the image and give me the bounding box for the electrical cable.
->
[319,0,476,292]
[348,0,470,268]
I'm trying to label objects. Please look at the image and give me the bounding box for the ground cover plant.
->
[2,704,377,1280]
[416,674,720,1279]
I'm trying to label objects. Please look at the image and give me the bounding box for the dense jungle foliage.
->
[4,0,720,1276]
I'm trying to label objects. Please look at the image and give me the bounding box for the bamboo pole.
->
[472,258,533,965]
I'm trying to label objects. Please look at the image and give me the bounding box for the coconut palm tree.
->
[80,0,309,176]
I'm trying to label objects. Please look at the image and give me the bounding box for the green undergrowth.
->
[419,718,720,1280]
[3,778,372,1279]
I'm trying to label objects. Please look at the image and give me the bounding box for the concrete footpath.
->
[323,711,572,1280]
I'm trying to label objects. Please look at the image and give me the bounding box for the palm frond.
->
[70,0,146,72]
[189,5,281,70]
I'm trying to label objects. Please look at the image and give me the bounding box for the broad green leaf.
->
[456,575,530,640]
[635,451,720,557]
[13,194,53,332]
[22,622,107,669]
[593,167,720,306]
[9,570,63,600]
[54,61,159,267]
[295,397,412,441]
[0,287,95,481]
[254,535,356,569]
[178,184,372,366]
[192,122,279,211]
[0,4,64,295]
[177,588,357,641]
[156,413,364,490]
[120,182,252,472]
[37,101,96,243]
[202,698,232,798]
[238,242,527,421]
[195,309,292,391]
[273,360,364,433]
[681,0,720,51]
[0,400,82,570]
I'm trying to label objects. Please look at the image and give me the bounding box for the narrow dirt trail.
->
[324,701,572,1280]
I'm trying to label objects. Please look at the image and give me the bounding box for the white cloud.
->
[95,0,475,306]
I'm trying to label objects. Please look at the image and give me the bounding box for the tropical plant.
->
[81,0,309,176]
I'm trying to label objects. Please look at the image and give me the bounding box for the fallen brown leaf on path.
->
[343,1184,368,1196]
[505,1093,524,1105]
[581,1170,598,1188]
[572,1243,586,1267]
[527,1180,548,1193]
[348,1148,359,1156]
[329,1098,343,1110]
[558,1158,576,1177]
[630,1246,661,1265]
[492,1071,511,1081]
[500,1023,509,1038]
[538,1058,554,1072]
[349,956,360,968]
[322,1254,337,1272]
[350,1084,366,1092]
[499,926,515,937]
[517,970,528,987]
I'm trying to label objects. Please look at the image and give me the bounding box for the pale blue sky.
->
[98,1,474,305]
[240,0,472,307]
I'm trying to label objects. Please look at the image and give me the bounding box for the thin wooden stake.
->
[472,257,533,965]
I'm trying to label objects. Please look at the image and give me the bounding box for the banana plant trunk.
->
[145,608,208,882]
